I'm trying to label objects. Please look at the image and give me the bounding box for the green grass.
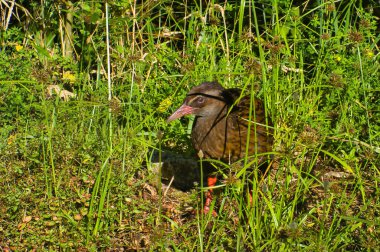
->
[0,0,379,250]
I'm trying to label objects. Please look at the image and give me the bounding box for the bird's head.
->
[167,82,227,123]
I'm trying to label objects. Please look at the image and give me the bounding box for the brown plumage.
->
[167,81,273,215]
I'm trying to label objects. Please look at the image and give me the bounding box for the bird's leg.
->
[247,178,254,206]
[248,189,253,204]
[204,175,217,216]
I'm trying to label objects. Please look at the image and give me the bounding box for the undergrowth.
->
[0,0,379,250]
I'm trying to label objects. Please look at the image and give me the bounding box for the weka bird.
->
[167,81,273,215]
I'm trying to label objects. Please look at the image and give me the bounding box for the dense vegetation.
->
[0,0,379,250]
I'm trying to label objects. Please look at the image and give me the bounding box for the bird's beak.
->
[167,104,195,123]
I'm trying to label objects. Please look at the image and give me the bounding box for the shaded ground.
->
[114,148,380,250]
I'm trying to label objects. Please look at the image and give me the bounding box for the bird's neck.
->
[192,106,228,140]
[196,105,227,126]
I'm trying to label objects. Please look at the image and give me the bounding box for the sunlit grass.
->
[0,0,379,250]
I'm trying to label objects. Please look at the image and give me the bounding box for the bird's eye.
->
[196,96,205,104]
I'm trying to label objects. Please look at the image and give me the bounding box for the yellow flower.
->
[333,55,341,62]
[15,44,23,51]
[157,97,172,113]
[7,134,16,145]
[365,49,374,58]
[62,71,76,83]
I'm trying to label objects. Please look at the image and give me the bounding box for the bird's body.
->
[191,86,271,163]
[167,81,273,215]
